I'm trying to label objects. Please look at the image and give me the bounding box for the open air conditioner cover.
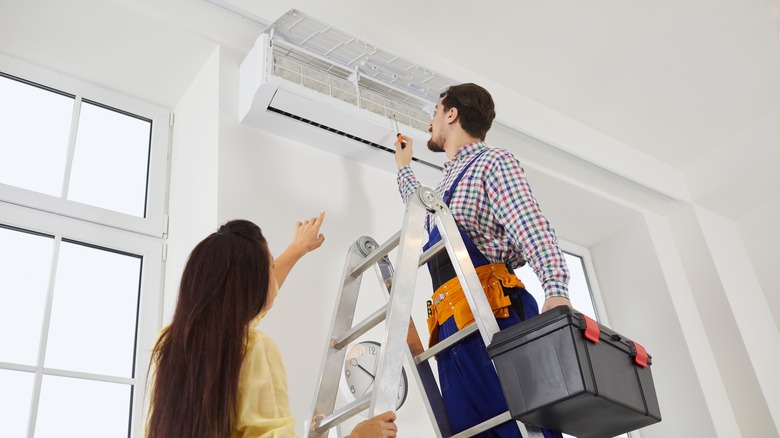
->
[239,9,457,178]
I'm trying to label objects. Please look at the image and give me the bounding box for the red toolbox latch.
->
[582,314,600,344]
[631,341,649,368]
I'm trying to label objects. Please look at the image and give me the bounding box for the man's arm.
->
[484,150,571,310]
[394,135,421,203]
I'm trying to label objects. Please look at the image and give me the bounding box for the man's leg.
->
[437,313,522,437]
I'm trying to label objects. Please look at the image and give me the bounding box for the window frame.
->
[0,53,170,238]
[0,53,168,438]
[0,201,163,438]
[555,240,610,324]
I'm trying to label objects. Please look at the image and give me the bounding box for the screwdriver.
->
[393,115,407,149]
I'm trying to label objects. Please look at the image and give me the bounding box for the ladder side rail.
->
[369,191,429,416]
[432,200,501,345]
[306,243,370,438]
[372,253,451,438]
[402,323,452,438]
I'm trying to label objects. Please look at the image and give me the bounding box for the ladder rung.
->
[418,239,445,266]
[349,231,400,278]
[449,411,513,438]
[333,306,387,350]
[314,393,372,434]
[414,324,479,364]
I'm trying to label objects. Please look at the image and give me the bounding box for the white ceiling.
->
[1,0,778,220]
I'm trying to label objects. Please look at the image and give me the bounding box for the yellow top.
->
[146,320,297,438]
[233,328,297,438]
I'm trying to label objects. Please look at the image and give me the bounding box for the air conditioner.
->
[239,10,456,179]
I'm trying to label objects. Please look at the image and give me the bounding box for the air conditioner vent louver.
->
[267,106,440,169]
[239,9,456,178]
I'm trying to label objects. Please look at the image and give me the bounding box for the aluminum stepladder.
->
[305,186,545,438]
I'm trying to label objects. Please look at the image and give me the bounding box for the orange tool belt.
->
[426,263,524,348]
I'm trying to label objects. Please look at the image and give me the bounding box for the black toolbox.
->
[487,306,661,438]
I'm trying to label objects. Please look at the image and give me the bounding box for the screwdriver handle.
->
[393,115,406,149]
[397,133,406,149]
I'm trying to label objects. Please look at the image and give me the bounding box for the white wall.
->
[667,206,779,437]
[201,48,436,436]
[738,197,780,332]
[590,213,721,438]
[3,1,778,437]
[163,46,221,324]
[161,44,780,438]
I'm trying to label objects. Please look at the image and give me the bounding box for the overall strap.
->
[426,147,490,233]
[442,148,489,205]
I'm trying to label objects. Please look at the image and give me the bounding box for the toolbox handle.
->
[581,314,601,344]
[631,341,650,368]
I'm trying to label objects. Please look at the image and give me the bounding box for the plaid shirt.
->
[397,141,569,299]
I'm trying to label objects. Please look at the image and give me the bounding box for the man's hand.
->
[394,135,413,169]
[347,411,397,437]
[541,295,572,313]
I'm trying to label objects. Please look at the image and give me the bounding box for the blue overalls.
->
[423,150,562,438]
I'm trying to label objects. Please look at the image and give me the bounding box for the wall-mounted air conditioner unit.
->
[239,9,457,179]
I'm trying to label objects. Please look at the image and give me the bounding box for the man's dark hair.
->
[440,83,496,140]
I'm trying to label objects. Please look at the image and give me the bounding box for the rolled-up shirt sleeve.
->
[397,165,421,204]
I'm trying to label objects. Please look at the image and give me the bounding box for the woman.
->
[146,213,397,437]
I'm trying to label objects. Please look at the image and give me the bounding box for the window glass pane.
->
[0,225,54,365]
[517,252,597,320]
[45,241,141,377]
[68,101,151,217]
[36,375,131,438]
[0,74,73,196]
[0,369,34,437]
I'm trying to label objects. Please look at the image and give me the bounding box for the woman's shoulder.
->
[246,330,283,360]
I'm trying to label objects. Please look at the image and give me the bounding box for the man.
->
[394,83,570,437]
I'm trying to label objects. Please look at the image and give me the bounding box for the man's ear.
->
[446,107,459,125]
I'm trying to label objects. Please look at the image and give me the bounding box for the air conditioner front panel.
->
[239,25,450,179]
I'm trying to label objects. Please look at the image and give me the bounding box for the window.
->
[0,56,169,238]
[0,75,73,197]
[0,55,167,438]
[519,251,599,321]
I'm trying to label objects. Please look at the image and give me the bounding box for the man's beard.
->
[427,134,445,153]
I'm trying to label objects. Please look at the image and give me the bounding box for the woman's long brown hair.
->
[147,220,270,438]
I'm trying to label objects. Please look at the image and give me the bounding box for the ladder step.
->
[418,239,446,266]
[313,393,372,434]
[449,411,513,438]
[349,231,400,277]
[349,233,445,278]
[414,324,479,364]
[333,306,387,350]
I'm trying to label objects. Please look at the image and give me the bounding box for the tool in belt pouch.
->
[487,305,662,438]
[426,263,523,348]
